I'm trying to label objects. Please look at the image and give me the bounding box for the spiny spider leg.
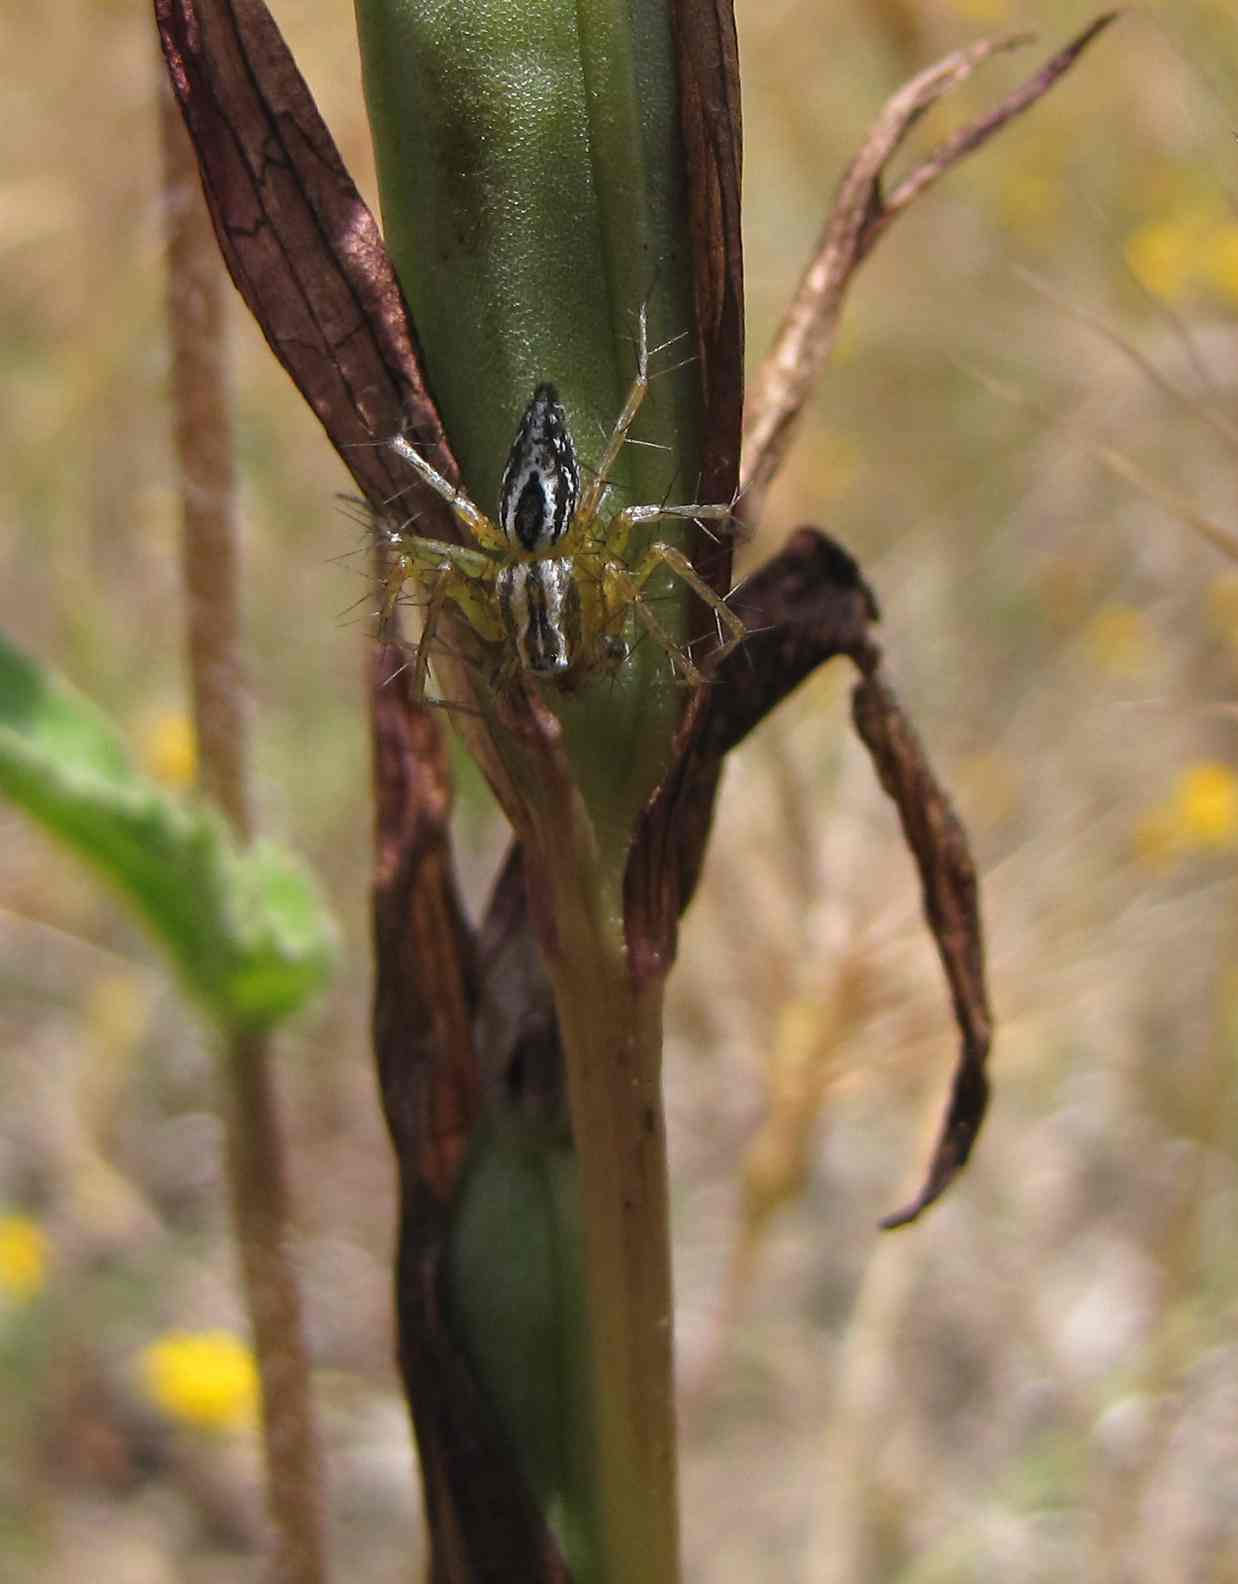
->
[604,560,707,685]
[387,432,507,554]
[411,563,453,703]
[383,535,506,699]
[614,534,746,679]
[574,304,652,527]
[607,498,735,565]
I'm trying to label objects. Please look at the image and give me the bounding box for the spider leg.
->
[387,536,506,695]
[574,305,652,527]
[602,558,707,686]
[605,499,734,564]
[411,563,453,702]
[620,532,746,673]
[388,433,507,554]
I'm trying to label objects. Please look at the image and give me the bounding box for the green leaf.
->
[446,1108,601,1581]
[0,631,336,1031]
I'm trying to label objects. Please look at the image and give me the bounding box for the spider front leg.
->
[387,432,507,555]
[604,503,746,682]
[574,305,653,527]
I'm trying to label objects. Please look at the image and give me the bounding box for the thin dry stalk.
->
[740,15,1120,527]
[158,75,328,1584]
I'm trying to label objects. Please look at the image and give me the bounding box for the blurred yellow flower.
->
[1172,762,1238,849]
[140,1330,259,1432]
[0,1214,48,1301]
[1202,222,1238,302]
[1125,215,1202,301]
[140,711,197,790]
[1137,762,1238,866]
[1083,604,1156,680]
[1126,209,1238,304]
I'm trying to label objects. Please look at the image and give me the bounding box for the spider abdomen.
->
[496,557,583,675]
[498,384,580,553]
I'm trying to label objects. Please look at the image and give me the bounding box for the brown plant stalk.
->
[158,72,327,1584]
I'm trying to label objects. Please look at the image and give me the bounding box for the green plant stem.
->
[159,75,327,1584]
[545,864,678,1584]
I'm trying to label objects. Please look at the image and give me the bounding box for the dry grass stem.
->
[740,15,1120,526]
[159,74,328,1584]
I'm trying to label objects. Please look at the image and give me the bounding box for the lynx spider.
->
[384,308,745,699]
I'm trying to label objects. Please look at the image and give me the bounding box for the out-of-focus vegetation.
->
[1,1,1235,1579]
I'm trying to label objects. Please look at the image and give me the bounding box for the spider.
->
[384,310,745,700]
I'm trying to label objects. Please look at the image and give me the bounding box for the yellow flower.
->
[140,711,197,790]
[1202,222,1238,302]
[140,1331,259,1432]
[1171,762,1238,850]
[0,1214,48,1301]
[1126,207,1238,304]
[1134,763,1238,867]
[1083,604,1156,680]
[1125,215,1202,301]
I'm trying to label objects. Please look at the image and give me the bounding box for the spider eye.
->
[499,383,580,553]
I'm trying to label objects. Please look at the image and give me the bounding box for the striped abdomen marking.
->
[497,559,582,675]
[498,384,580,553]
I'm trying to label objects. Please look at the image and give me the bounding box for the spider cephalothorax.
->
[385,311,744,698]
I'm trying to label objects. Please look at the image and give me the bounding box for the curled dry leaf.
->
[850,673,993,1228]
[681,527,992,1225]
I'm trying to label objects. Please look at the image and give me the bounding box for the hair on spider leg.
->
[617,619,716,690]
[645,325,693,361]
[342,423,448,461]
[373,574,501,710]
[581,417,675,462]
[332,577,395,631]
[374,642,487,719]
[311,498,403,629]
[620,437,676,454]
[332,492,391,550]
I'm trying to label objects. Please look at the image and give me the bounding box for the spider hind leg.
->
[602,535,745,685]
[383,535,505,700]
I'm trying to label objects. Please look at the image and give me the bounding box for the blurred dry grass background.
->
[2,1,1237,1580]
